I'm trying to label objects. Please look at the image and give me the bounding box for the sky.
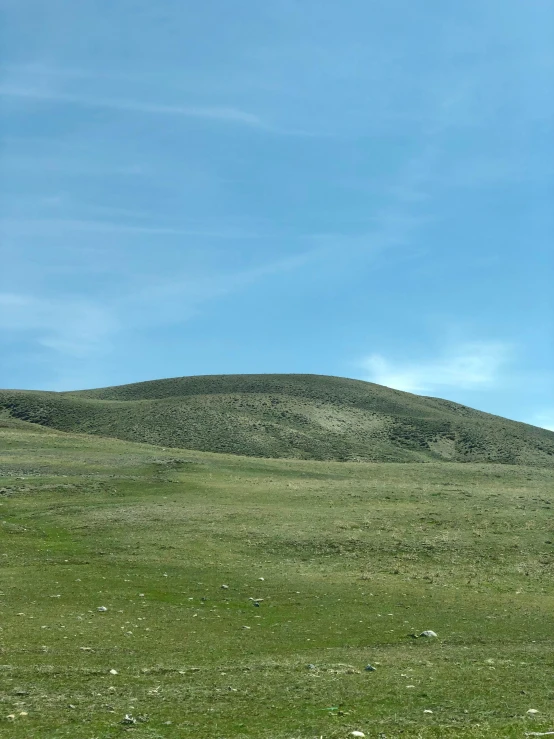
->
[1,0,553,430]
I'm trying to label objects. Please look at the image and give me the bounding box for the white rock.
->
[423,709,433,714]
[527,709,540,715]
[420,630,437,638]
[258,577,265,581]
[350,732,365,738]
[221,584,229,589]
[109,669,118,675]
[97,606,108,612]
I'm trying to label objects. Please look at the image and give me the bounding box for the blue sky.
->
[1,0,553,430]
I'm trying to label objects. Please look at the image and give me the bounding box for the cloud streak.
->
[1,218,266,239]
[0,249,315,363]
[0,85,263,126]
[118,248,317,330]
[362,341,512,394]
[0,293,116,358]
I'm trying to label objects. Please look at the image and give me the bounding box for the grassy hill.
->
[2,419,554,737]
[1,374,553,466]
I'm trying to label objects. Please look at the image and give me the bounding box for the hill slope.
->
[1,373,553,466]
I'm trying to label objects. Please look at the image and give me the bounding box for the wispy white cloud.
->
[0,83,342,139]
[0,86,263,126]
[0,250,314,363]
[0,62,149,83]
[526,411,554,432]
[0,293,116,358]
[1,218,265,239]
[119,249,316,330]
[361,341,512,394]
[1,152,144,176]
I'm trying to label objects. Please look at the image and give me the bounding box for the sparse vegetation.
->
[1,374,553,465]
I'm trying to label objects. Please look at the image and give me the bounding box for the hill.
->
[1,373,553,466]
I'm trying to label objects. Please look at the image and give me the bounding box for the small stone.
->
[242,626,251,629]
[350,732,365,738]
[423,709,433,714]
[307,664,316,670]
[527,709,540,715]
[364,664,376,671]
[19,712,28,717]
[109,669,118,675]
[221,584,229,589]
[6,714,15,720]
[420,630,437,638]
[258,577,265,581]
[121,714,137,725]
[68,704,76,709]
[97,606,108,612]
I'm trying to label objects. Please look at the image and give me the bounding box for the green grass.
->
[1,420,554,737]
[1,374,553,465]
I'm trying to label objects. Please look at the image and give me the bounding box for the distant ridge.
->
[1,374,553,466]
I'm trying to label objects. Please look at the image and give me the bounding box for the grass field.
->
[1,416,553,738]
